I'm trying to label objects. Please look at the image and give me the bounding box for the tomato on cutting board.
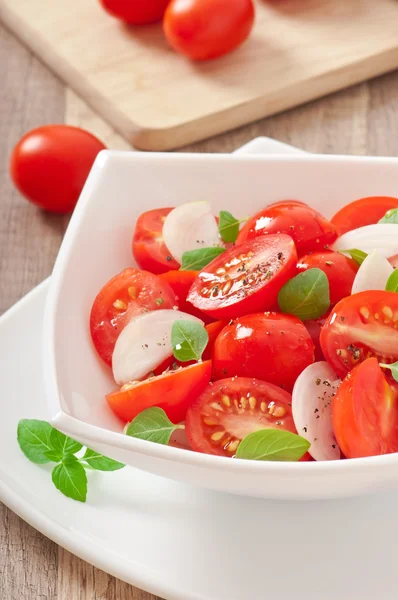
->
[331,196,398,235]
[160,270,214,323]
[163,0,255,61]
[133,208,179,275]
[187,234,297,320]
[320,290,398,378]
[99,0,170,24]
[107,361,212,423]
[90,268,177,366]
[185,377,297,457]
[236,203,337,255]
[10,125,106,214]
[213,313,314,391]
[333,358,398,458]
[297,251,358,305]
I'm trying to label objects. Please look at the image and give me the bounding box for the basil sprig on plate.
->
[278,268,330,321]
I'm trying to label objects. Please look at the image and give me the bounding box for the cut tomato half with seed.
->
[185,377,297,457]
[187,234,297,320]
[106,361,212,424]
[320,290,398,378]
[133,208,180,274]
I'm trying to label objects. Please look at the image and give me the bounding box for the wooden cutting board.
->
[2,0,398,151]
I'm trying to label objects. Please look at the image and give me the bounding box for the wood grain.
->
[2,0,398,149]
[2,20,398,600]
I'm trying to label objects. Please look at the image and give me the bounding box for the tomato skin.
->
[236,204,337,255]
[331,196,398,235]
[185,377,296,457]
[304,313,329,362]
[159,270,214,324]
[203,320,227,361]
[333,358,398,458]
[99,0,170,24]
[320,290,398,378]
[107,361,212,423]
[188,234,297,320]
[133,208,179,275]
[163,0,255,61]
[213,313,314,391]
[90,268,177,366]
[10,125,106,214]
[297,252,358,305]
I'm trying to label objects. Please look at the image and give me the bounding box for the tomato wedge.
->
[90,268,177,366]
[320,290,398,378]
[331,196,398,235]
[159,270,214,324]
[297,251,358,305]
[333,358,398,458]
[106,361,212,423]
[236,203,337,255]
[133,208,179,275]
[185,377,296,457]
[187,234,297,320]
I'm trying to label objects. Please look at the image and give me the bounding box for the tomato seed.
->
[249,396,256,409]
[211,431,224,442]
[113,299,127,310]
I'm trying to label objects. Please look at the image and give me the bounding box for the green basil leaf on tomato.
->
[338,248,368,266]
[126,407,183,445]
[180,247,225,271]
[379,208,398,225]
[171,320,209,362]
[236,429,310,461]
[385,269,398,292]
[278,268,330,321]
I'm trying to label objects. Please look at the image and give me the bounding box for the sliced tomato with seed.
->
[160,270,214,324]
[297,251,358,305]
[331,196,398,236]
[320,290,398,378]
[187,234,297,320]
[185,377,296,457]
[90,268,177,366]
[132,208,179,274]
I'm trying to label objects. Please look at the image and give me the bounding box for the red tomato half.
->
[99,0,170,24]
[187,234,297,320]
[185,377,296,457]
[203,320,227,361]
[213,313,314,391]
[163,0,254,61]
[304,313,329,362]
[236,204,337,255]
[333,358,398,458]
[160,270,214,323]
[133,208,179,275]
[331,196,398,235]
[90,268,177,366]
[297,252,358,305]
[320,290,398,378]
[10,125,106,214]
[107,361,212,423]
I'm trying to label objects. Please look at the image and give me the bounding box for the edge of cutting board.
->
[2,2,398,151]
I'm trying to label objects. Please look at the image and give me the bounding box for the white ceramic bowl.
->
[44,149,398,500]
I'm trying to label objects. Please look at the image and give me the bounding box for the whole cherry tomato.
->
[331,196,398,235]
[99,0,170,24]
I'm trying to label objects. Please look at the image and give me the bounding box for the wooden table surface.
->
[2,21,398,600]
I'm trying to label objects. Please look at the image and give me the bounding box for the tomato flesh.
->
[333,358,398,458]
[133,208,179,275]
[90,268,177,366]
[320,290,398,378]
[185,377,296,457]
[107,361,212,423]
[160,270,214,323]
[331,196,398,235]
[297,251,358,305]
[213,313,314,391]
[187,234,297,320]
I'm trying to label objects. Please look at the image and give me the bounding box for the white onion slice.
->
[162,201,221,264]
[292,362,341,461]
[351,250,393,295]
[332,224,398,258]
[112,310,203,385]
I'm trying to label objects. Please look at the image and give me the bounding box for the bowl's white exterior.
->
[44,148,398,500]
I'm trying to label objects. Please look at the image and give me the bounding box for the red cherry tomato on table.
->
[297,251,358,305]
[159,270,214,323]
[320,290,398,379]
[187,234,297,320]
[90,268,177,366]
[10,125,106,214]
[333,358,398,458]
[236,203,337,255]
[99,0,170,24]
[185,377,297,457]
[163,0,255,61]
[331,196,398,235]
[133,208,179,275]
[213,313,314,391]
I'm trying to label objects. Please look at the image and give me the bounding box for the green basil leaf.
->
[49,428,83,459]
[52,456,87,503]
[278,268,330,321]
[17,419,54,464]
[171,320,208,362]
[126,407,182,445]
[380,361,398,382]
[81,448,125,471]
[338,249,368,266]
[218,211,241,243]
[180,247,225,271]
[385,269,398,292]
[236,429,311,461]
[379,208,398,224]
